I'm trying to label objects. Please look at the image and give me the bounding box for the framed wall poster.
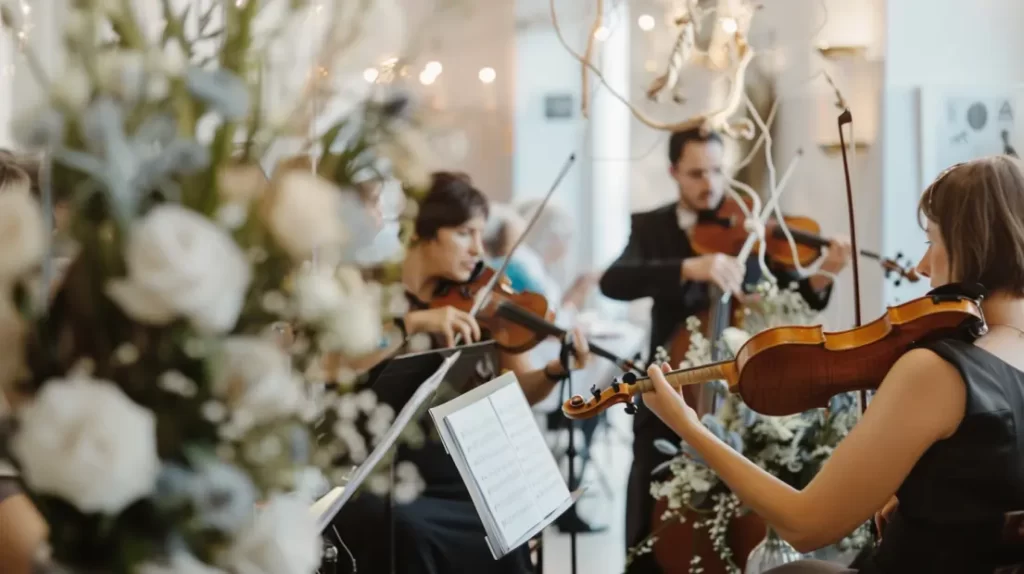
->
[918,86,1023,188]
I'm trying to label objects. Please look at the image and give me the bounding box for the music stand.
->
[314,342,499,573]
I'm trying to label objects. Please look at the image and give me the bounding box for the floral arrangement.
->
[0,1,430,573]
[628,282,870,573]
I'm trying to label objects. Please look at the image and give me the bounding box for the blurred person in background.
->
[515,198,601,313]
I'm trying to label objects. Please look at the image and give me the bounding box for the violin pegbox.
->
[880,251,920,286]
[562,373,638,420]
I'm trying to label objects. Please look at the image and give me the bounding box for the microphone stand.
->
[558,333,580,574]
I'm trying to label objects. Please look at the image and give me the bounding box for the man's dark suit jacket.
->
[599,202,833,574]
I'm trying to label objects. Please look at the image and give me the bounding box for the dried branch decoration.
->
[554,0,762,139]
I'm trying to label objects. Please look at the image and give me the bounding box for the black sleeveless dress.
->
[769,338,1024,574]
[330,292,534,574]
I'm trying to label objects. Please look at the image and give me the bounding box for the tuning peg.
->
[590,385,602,401]
[611,381,621,393]
[622,372,637,384]
[624,402,638,415]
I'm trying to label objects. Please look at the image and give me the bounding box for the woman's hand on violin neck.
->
[682,254,745,297]
[641,363,700,434]
[404,306,482,347]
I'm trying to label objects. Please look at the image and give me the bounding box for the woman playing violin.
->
[642,155,1024,573]
[332,171,592,574]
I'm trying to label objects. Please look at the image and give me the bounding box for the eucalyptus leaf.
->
[653,438,680,457]
[651,460,674,478]
[185,68,250,121]
[701,414,726,440]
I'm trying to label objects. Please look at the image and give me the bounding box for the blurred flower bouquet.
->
[0,0,430,573]
[628,283,870,572]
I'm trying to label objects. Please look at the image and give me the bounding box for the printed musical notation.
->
[489,384,571,514]
[445,400,542,545]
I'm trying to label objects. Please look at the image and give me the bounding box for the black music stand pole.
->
[559,335,579,574]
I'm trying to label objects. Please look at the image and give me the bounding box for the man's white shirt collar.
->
[676,205,698,231]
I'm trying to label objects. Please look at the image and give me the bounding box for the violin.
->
[431,264,645,374]
[563,283,988,419]
[691,194,920,284]
[666,192,922,416]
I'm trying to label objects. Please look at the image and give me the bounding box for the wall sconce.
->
[815,60,881,155]
[814,0,880,61]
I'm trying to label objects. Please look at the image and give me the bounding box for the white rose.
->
[12,376,160,514]
[293,269,344,322]
[212,337,305,431]
[265,171,347,261]
[106,205,251,334]
[0,186,46,282]
[220,495,321,574]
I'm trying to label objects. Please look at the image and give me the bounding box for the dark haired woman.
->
[643,156,1024,573]
[331,172,593,574]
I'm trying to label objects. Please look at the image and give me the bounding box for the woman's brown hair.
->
[918,155,1024,294]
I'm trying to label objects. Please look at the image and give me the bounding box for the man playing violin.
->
[332,171,593,574]
[642,155,1024,573]
[599,127,852,573]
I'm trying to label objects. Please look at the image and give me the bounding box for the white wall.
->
[882,0,1024,305]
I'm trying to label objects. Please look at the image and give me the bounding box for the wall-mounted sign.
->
[544,94,574,119]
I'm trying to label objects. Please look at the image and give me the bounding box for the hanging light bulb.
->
[638,14,655,31]
[478,67,496,84]
[594,26,611,41]
[424,61,443,76]
[419,70,437,85]
[363,68,379,83]
[720,17,738,34]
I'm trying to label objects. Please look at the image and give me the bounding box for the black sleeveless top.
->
[864,338,1024,573]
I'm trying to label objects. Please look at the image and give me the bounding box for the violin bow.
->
[837,110,866,414]
[467,153,577,318]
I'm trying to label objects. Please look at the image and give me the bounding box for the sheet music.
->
[488,384,571,514]
[445,401,541,546]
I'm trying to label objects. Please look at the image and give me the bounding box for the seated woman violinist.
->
[642,155,1024,574]
[330,171,593,574]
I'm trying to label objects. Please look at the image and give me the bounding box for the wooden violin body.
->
[431,265,554,354]
[564,284,988,419]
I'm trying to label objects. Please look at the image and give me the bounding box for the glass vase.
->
[744,527,804,574]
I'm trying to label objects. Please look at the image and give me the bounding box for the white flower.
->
[293,269,345,322]
[220,495,321,574]
[137,552,226,574]
[54,64,91,109]
[12,376,160,514]
[720,327,750,356]
[317,269,383,356]
[212,337,305,432]
[106,204,251,334]
[0,185,46,282]
[265,171,347,261]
